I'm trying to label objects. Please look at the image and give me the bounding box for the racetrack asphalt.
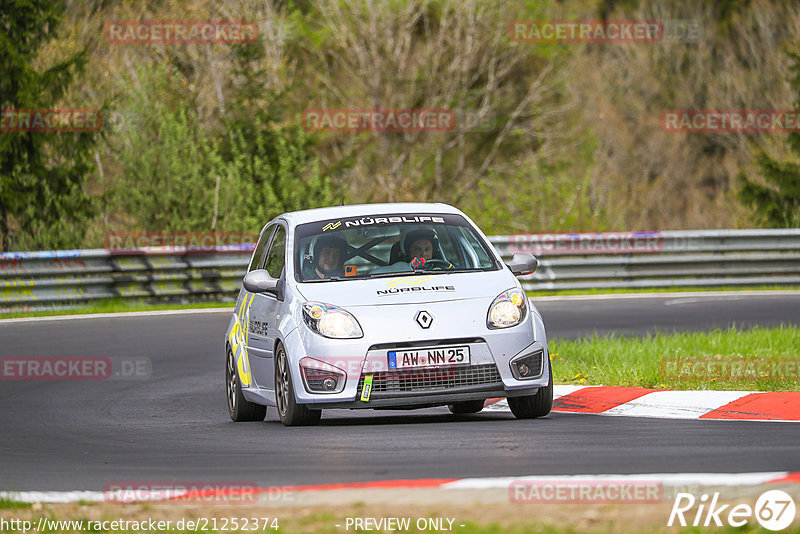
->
[1,292,798,491]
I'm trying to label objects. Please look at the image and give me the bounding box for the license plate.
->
[387,346,470,370]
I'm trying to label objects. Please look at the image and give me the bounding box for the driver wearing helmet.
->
[405,229,435,263]
[312,235,347,279]
[404,228,448,270]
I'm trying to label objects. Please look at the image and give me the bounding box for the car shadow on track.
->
[259,408,558,427]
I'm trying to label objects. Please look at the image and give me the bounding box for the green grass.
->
[0,496,31,509]
[528,285,800,297]
[0,298,234,319]
[550,325,800,391]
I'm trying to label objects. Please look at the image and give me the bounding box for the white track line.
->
[442,472,791,490]
[0,491,107,503]
[3,290,797,323]
[602,390,753,419]
[2,472,793,503]
[486,387,799,422]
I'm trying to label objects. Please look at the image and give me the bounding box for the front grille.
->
[368,338,485,351]
[356,364,502,394]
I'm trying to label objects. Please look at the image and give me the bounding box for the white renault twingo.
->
[225,203,551,425]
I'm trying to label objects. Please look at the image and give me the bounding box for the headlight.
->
[302,302,363,339]
[487,288,527,329]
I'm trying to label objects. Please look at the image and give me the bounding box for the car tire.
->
[447,400,485,415]
[508,360,553,419]
[275,343,322,427]
[226,344,267,422]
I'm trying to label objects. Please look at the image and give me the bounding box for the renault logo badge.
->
[415,310,433,329]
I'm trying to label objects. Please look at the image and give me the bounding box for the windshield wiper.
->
[367,268,477,278]
[367,270,424,279]
[406,269,466,275]
[417,268,477,274]
[307,268,483,281]
[302,276,348,282]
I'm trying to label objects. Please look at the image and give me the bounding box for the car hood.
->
[295,269,516,307]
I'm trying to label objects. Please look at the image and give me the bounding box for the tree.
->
[0,0,98,250]
[106,65,220,232]
[213,39,337,231]
[105,39,336,235]
[738,46,800,228]
[298,0,567,211]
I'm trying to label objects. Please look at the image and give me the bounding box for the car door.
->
[248,224,287,391]
[240,224,274,388]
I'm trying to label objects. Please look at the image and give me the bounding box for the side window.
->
[248,226,274,272]
[264,225,287,278]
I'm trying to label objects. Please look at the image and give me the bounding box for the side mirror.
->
[242,269,281,297]
[505,253,538,276]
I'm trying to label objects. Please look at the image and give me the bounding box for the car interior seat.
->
[389,241,404,264]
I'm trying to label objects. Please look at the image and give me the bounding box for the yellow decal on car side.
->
[229,294,255,388]
[237,294,255,387]
[229,320,251,387]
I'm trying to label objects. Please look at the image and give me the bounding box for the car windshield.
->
[294,213,499,282]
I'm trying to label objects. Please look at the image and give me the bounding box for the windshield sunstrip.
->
[294,213,500,282]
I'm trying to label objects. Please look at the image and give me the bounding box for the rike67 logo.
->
[669,490,797,531]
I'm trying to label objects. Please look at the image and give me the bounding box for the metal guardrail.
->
[493,229,800,291]
[1,229,799,312]
[0,249,249,312]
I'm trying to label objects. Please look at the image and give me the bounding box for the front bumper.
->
[311,383,542,409]
[284,322,550,408]
[280,294,550,407]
